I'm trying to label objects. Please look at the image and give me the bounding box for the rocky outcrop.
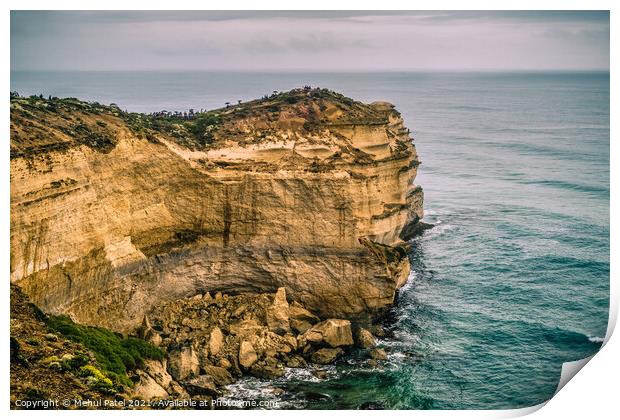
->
[238,341,258,369]
[209,327,224,357]
[356,328,377,349]
[11,283,393,403]
[301,319,354,348]
[148,289,385,383]
[266,287,291,334]
[149,291,305,379]
[202,365,234,386]
[289,301,320,334]
[10,89,424,332]
[183,376,218,397]
[369,348,388,361]
[311,348,344,365]
[132,369,169,400]
[167,345,200,381]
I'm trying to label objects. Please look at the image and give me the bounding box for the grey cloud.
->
[10,10,610,71]
[246,35,372,54]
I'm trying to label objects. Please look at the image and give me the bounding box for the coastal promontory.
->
[10,88,424,332]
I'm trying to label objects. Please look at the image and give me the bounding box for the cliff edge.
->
[10,88,424,333]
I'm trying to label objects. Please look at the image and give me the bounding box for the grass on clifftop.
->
[46,315,164,388]
[11,87,392,156]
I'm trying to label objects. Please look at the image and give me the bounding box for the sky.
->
[10,11,610,72]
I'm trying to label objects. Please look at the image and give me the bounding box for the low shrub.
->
[79,365,115,392]
[46,315,164,388]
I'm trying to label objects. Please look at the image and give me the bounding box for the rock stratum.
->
[10,88,424,333]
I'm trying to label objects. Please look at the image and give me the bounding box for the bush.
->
[190,113,220,144]
[61,351,90,371]
[41,356,62,370]
[46,315,164,388]
[79,365,115,391]
[283,94,299,104]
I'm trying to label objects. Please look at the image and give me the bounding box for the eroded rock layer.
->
[10,89,423,332]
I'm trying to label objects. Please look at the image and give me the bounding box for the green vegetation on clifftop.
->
[10,87,395,157]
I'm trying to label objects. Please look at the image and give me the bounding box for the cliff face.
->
[10,89,424,333]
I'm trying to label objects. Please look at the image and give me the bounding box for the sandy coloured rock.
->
[289,301,320,334]
[249,357,285,379]
[183,375,218,397]
[266,287,290,334]
[209,327,224,356]
[143,359,173,390]
[286,354,307,368]
[239,341,258,369]
[202,365,234,386]
[10,90,423,333]
[133,369,169,400]
[167,345,199,381]
[356,328,377,349]
[218,358,232,370]
[303,319,354,348]
[369,348,388,360]
[311,347,344,364]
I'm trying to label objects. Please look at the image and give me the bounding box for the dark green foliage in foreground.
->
[46,315,164,388]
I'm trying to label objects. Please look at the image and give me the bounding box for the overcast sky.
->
[11,11,610,71]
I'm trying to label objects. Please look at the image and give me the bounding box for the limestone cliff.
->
[10,89,424,333]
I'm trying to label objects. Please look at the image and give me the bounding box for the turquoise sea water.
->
[10,71,610,409]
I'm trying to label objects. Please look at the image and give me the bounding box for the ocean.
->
[10,70,610,409]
